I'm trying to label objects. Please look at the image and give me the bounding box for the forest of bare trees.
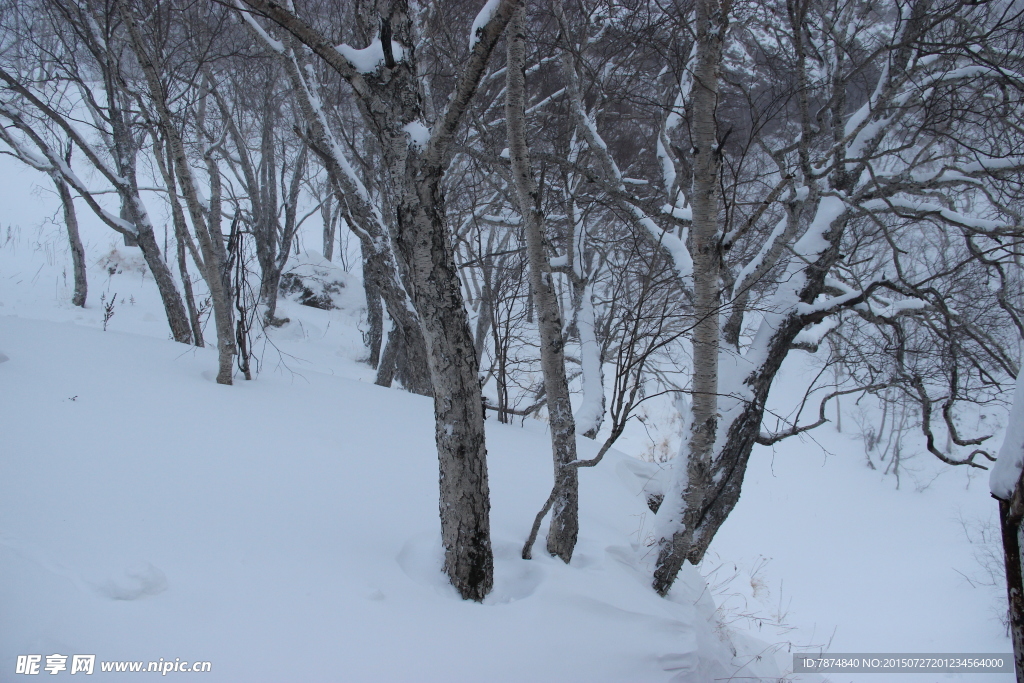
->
[3,1,1024,666]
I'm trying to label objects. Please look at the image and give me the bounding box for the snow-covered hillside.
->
[0,312,777,681]
[0,202,785,681]
[0,156,1015,681]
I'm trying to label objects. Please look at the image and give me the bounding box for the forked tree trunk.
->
[652,0,729,596]
[242,0,520,601]
[506,4,579,563]
[269,32,431,395]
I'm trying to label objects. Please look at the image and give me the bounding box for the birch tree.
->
[239,0,524,600]
[505,3,580,562]
[515,0,1024,594]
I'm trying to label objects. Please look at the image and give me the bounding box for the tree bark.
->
[54,176,87,308]
[361,238,384,368]
[653,0,729,597]
[322,193,337,261]
[400,168,493,600]
[999,496,1024,682]
[130,201,196,345]
[506,4,579,563]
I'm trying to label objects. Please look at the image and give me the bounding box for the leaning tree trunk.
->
[54,176,87,308]
[506,4,579,563]
[126,195,195,345]
[652,0,728,597]
[998,493,1024,683]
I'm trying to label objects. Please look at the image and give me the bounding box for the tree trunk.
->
[361,239,384,368]
[322,194,336,261]
[653,0,729,597]
[506,4,579,563]
[999,491,1024,682]
[241,0,523,601]
[128,198,195,345]
[120,202,138,247]
[397,172,493,600]
[176,232,204,347]
[54,176,87,308]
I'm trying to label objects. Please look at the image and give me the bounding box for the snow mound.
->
[96,246,148,277]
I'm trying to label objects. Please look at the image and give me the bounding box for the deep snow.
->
[0,156,1016,681]
[0,313,778,682]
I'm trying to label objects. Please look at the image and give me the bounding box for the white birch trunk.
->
[506,4,580,562]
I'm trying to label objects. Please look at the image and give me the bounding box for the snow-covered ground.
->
[0,158,1014,681]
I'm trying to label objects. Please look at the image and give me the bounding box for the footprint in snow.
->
[93,563,168,601]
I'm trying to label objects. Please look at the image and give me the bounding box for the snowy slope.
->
[0,152,1015,681]
[0,313,782,682]
[703,362,1015,683]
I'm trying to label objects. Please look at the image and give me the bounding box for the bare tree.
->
[0,0,194,342]
[505,3,580,562]
[239,0,525,600]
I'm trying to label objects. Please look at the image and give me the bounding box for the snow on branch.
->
[573,284,604,437]
[337,39,406,74]
[862,196,1014,233]
[233,1,284,54]
[469,0,502,50]
[992,359,1024,499]
[0,101,136,235]
[559,54,693,284]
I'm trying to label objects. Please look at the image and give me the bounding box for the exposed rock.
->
[280,255,348,310]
